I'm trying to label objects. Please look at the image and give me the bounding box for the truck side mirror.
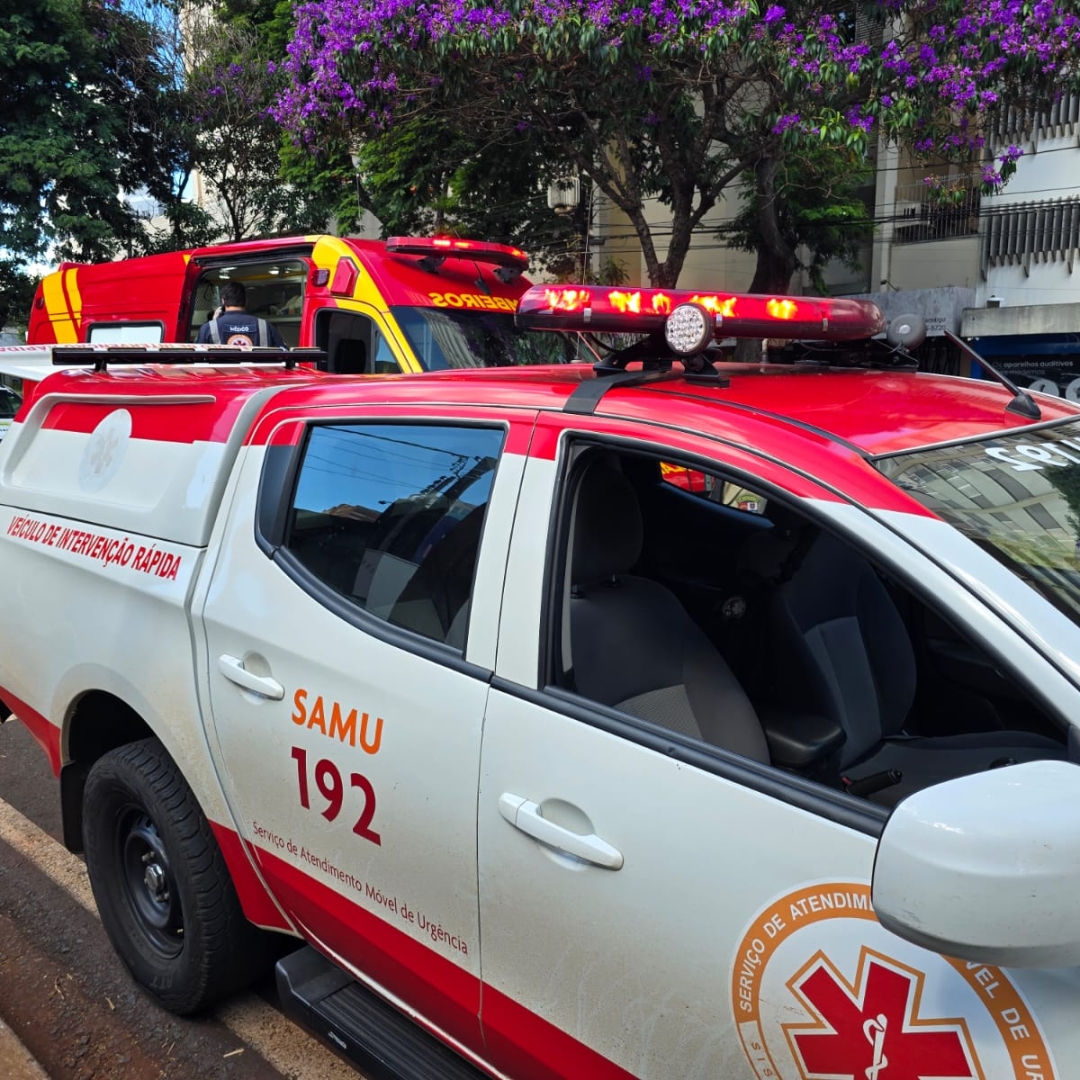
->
[873,758,1080,968]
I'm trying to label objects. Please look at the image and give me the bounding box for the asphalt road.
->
[0,716,363,1080]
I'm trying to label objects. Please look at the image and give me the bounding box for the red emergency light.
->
[515,285,885,341]
[386,236,529,272]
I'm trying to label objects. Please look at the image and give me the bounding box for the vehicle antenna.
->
[943,330,1041,421]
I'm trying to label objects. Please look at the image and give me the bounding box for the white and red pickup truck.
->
[2,303,1080,1080]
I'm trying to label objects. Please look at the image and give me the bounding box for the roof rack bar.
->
[50,346,326,373]
[564,369,695,416]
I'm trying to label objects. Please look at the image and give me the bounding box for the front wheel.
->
[83,737,271,1014]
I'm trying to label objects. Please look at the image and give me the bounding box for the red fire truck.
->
[27,235,584,373]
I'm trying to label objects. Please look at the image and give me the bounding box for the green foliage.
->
[0,259,37,331]
[350,116,580,268]
[218,0,295,55]
[134,201,222,256]
[718,147,874,294]
[549,256,630,286]
[219,0,584,260]
[186,16,334,242]
[0,0,171,260]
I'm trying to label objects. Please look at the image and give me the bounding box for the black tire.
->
[83,737,271,1014]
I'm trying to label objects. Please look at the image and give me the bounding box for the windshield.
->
[391,306,593,369]
[876,420,1080,623]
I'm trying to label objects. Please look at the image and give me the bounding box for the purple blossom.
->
[271,0,1080,189]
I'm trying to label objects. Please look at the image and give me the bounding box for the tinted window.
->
[0,387,20,419]
[285,423,504,648]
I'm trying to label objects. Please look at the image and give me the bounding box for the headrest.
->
[737,505,817,584]
[738,525,799,581]
[571,462,643,585]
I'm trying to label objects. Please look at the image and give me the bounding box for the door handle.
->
[498,793,623,870]
[217,655,284,700]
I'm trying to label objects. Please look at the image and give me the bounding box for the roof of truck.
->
[21,361,1080,459]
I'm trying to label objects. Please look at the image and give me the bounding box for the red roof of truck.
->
[24,362,1080,458]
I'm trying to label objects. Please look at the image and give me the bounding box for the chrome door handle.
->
[217,655,284,700]
[498,793,623,870]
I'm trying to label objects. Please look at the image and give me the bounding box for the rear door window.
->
[283,423,505,649]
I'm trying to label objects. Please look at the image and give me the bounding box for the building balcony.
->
[892,178,981,245]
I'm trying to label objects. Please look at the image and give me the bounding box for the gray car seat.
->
[749,524,1065,803]
[567,461,769,763]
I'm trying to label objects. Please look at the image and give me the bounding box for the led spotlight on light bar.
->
[664,303,715,356]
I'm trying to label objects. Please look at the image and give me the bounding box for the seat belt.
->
[256,318,269,346]
[208,320,221,344]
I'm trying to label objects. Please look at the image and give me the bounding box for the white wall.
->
[977,130,1080,308]
[891,236,981,290]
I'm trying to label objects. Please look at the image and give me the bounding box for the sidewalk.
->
[0,1018,49,1080]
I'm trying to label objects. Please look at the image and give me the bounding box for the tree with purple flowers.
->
[276,0,1079,289]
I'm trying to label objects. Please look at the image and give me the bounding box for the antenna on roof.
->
[943,330,1041,422]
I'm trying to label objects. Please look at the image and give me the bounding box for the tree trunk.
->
[748,155,798,294]
[735,155,800,362]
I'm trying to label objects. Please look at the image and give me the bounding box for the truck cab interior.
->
[552,446,1068,806]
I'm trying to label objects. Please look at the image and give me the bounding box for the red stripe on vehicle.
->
[247,402,536,454]
[251,842,636,1077]
[525,421,561,460]
[0,690,61,776]
[266,420,305,447]
[481,984,640,1080]
[503,422,533,456]
[40,399,243,444]
[209,823,294,932]
[253,844,485,1057]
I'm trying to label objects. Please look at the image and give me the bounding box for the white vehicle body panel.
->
[2,353,1080,1078]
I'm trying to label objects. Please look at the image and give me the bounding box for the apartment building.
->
[599,92,1080,392]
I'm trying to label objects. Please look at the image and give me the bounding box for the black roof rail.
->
[49,345,327,373]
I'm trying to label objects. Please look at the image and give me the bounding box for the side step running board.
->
[275,946,491,1080]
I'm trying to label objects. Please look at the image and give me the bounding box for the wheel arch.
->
[57,681,293,934]
[60,689,154,852]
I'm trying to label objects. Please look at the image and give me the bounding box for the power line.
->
[437,140,1080,221]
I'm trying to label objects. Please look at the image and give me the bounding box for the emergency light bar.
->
[515,285,885,342]
[386,236,529,272]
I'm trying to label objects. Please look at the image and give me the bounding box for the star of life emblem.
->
[79,408,132,492]
[786,948,979,1079]
[731,882,1057,1080]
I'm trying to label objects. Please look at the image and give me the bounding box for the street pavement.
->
[0,1018,48,1080]
[0,716,363,1080]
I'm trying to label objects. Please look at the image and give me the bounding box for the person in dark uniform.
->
[196,281,285,347]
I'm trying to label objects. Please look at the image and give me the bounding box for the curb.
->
[0,1018,49,1080]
